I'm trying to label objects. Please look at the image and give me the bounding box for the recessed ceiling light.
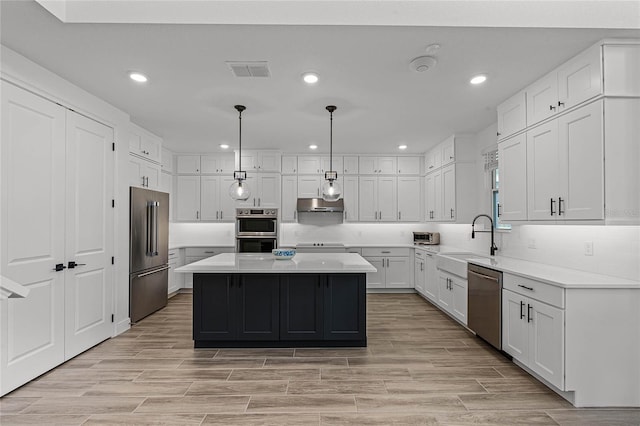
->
[398,145,408,150]
[219,144,229,149]
[302,72,319,84]
[129,72,148,83]
[309,144,318,150]
[470,74,487,85]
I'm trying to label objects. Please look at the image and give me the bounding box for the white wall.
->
[169,222,235,247]
[280,223,431,247]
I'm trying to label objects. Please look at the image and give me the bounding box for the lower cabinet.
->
[168,249,184,294]
[424,252,438,302]
[437,270,468,325]
[183,247,234,288]
[414,251,426,295]
[193,273,366,347]
[363,248,411,289]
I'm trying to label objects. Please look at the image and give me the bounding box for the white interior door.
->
[64,111,114,359]
[1,82,66,395]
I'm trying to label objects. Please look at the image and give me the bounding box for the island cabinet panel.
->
[193,274,236,340]
[237,275,280,340]
[324,274,366,341]
[280,275,324,340]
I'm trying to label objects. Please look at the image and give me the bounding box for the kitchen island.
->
[175,253,376,348]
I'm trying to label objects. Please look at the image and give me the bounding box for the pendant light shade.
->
[322,105,342,201]
[229,105,251,201]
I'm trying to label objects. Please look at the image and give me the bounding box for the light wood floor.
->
[2,293,639,425]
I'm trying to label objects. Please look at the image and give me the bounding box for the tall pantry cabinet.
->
[1,81,116,396]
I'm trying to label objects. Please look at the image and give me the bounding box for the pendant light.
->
[322,105,342,201]
[229,105,251,201]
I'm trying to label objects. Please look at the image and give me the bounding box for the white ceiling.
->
[1,1,639,154]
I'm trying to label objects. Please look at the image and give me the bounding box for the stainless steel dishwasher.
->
[468,263,503,350]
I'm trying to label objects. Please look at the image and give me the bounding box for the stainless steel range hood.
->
[296,198,344,213]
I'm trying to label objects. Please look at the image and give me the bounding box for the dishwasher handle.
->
[468,269,500,283]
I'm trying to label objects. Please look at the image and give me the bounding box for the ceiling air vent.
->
[227,61,271,78]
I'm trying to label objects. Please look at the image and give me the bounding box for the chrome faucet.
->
[471,214,498,256]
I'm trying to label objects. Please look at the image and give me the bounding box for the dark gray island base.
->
[193,273,367,348]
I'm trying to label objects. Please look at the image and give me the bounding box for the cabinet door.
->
[176,155,201,174]
[160,172,173,220]
[324,274,366,341]
[397,156,421,175]
[558,100,604,220]
[498,134,528,221]
[342,176,359,222]
[297,156,321,174]
[557,45,602,111]
[219,176,237,221]
[497,91,527,140]
[257,151,281,172]
[425,150,440,173]
[200,156,219,174]
[161,147,173,173]
[298,175,322,198]
[424,172,436,221]
[502,289,528,363]
[526,72,558,126]
[280,275,323,340]
[397,177,421,222]
[386,257,411,288]
[281,175,298,222]
[142,161,161,190]
[450,275,468,325]
[414,258,426,295]
[442,164,456,221]
[527,121,559,220]
[256,173,280,208]
[358,176,378,221]
[237,275,279,340]
[193,274,236,340]
[433,171,443,221]
[233,174,257,208]
[440,137,455,166]
[129,155,146,188]
[528,299,565,389]
[343,156,359,174]
[424,253,438,302]
[238,151,256,171]
[364,257,385,288]
[281,155,298,174]
[377,176,397,222]
[200,176,219,220]
[218,154,236,175]
[437,274,453,313]
[377,157,397,174]
[358,157,377,174]
[176,175,201,221]
[321,156,343,174]
[139,134,161,163]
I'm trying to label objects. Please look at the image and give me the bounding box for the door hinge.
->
[111,256,115,265]
[111,314,114,323]
[112,199,115,208]
[112,142,115,151]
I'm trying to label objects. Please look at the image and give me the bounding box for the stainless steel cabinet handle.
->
[196,211,199,219]
[398,211,401,220]
[220,211,223,220]
[204,251,215,254]
[450,208,454,219]
[550,198,556,216]
[527,304,533,323]
[420,263,424,271]
[549,105,556,111]
[558,197,564,216]
[216,211,219,220]
[381,251,391,254]
[497,203,501,217]
[518,284,534,291]
[379,211,382,220]
[558,101,565,107]
[520,301,525,320]
[253,198,256,207]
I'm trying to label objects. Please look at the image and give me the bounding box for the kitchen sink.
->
[435,252,490,278]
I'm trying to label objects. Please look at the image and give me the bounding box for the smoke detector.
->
[410,56,437,73]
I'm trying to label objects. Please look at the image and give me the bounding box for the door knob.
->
[68,261,86,269]
[53,263,67,272]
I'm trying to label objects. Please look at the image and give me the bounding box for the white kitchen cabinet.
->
[342,156,359,174]
[424,251,438,302]
[297,156,322,174]
[397,176,422,222]
[176,175,201,221]
[414,251,426,295]
[201,154,235,174]
[424,170,442,221]
[363,248,411,289]
[298,175,323,198]
[129,154,161,189]
[182,247,234,288]
[358,176,397,222]
[168,249,183,295]
[497,90,527,140]
[281,175,298,222]
[497,133,528,221]
[359,156,397,174]
[176,155,201,174]
[236,173,281,208]
[397,156,421,175]
[320,156,343,174]
[527,100,603,221]
[440,136,456,166]
[200,175,236,221]
[437,271,467,325]
[281,155,298,174]
[526,44,602,127]
[160,172,173,221]
[342,176,358,221]
[161,147,174,173]
[503,288,565,389]
[239,150,281,173]
[129,123,162,163]
[441,164,456,222]
[424,149,441,173]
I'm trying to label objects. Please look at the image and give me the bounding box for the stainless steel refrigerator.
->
[129,187,169,323]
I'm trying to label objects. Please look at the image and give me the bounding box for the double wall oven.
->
[236,208,278,253]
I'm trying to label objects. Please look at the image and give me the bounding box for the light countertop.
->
[175,253,377,274]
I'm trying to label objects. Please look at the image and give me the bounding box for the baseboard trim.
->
[114,317,130,336]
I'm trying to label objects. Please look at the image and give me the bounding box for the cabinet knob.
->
[549,105,556,111]
[558,101,565,107]
[497,132,501,136]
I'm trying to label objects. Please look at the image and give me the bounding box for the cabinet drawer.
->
[362,247,410,257]
[346,248,362,255]
[414,250,425,260]
[185,247,219,257]
[503,273,565,308]
[168,250,179,259]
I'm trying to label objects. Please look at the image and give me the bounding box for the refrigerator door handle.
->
[154,201,159,256]
[147,201,160,256]
[137,265,170,278]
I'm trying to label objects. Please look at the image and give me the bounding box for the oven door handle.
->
[236,233,278,238]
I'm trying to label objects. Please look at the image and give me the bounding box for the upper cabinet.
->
[281,155,297,174]
[359,156,397,174]
[397,157,421,175]
[497,91,527,140]
[343,156,359,174]
[129,123,162,163]
[526,44,602,127]
[201,154,235,174]
[161,147,174,173]
[176,155,201,174]
[238,150,281,173]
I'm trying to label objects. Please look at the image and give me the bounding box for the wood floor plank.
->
[83,381,193,397]
[287,380,388,395]
[320,413,438,425]
[84,414,205,425]
[355,394,467,413]
[545,409,640,426]
[0,414,89,425]
[458,392,573,410]
[186,380,289,396]
[134,395,249,414]
[20,397,144,415]
[202,413,320,425]
[436,410,559,425]
[246,395,357,413]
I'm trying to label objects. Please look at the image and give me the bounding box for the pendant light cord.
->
[329,109,333,172]
[238,109,242,173]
